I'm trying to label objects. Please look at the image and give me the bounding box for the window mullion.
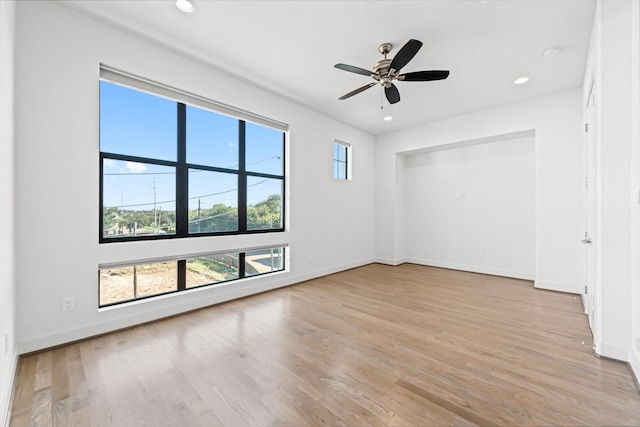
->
[345,147,349,180]
[176,103,188,236]
[177,259,186,291]
[239,252,246,278]
[238,121,247,233]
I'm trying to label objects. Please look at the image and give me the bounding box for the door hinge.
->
[585,285,588,294]
[585,123,589,132]
[585,177,588,187]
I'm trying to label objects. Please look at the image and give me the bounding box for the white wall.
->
[376,88,584,294]
[630,0,640,379]
[403,135,535,279]
[14,1,376,353]
[0,0,17,424]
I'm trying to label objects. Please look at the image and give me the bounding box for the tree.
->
[248,194,281,229]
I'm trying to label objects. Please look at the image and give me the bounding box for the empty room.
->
[2,0,640,425]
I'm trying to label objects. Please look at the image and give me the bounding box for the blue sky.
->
[100,81,283,212]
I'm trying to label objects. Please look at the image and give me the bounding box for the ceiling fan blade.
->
[400,70,450,81]
[339,82,377,100]
[385,84,400,104]
[389,39,423,73]
[335,63,373,77]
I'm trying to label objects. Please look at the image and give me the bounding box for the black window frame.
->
[98,246,286,308]
[99,82,286,244]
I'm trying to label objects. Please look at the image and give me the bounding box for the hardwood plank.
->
[8,264,640,426]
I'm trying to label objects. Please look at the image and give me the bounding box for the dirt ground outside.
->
[99,253,280,306]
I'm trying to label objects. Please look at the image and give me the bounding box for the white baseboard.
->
[1,349,18,427]
[629,348,640,389]
[596,341,629,362]
[534,280,582,295]
[375,257,407,266]
[18,258,376,354]
[405,258,535,281]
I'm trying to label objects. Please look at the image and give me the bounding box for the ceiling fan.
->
[335,39,449,105]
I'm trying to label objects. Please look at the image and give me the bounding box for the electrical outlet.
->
[62,296,75,312]
[465,250,471,257]
[479,251,485,259]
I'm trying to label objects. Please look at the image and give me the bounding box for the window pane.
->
[334,160,347,179]
[334,143,346,162]
[102,159,176,239]
[99,261,178,306]
[246,122,284,175]
[186,253,240,288]
[186,105,239,170]
[245,247,285,277]
[100,266,134,306]
[334,143,348,179]
[100,81,177,161]
[247,177,283,230]
[189,169,238,233]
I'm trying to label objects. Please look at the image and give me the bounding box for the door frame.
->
[583,75,600,352]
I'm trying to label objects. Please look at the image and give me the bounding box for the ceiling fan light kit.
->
[335,39,449,105]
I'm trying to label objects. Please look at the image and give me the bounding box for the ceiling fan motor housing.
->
[373,58,392,76]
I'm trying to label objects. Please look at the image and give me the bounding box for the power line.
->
[106,178,270,209]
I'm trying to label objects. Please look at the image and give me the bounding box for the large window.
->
[99,246,286,307]
[100,75,286,242]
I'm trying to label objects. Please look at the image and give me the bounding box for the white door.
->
[584,81,598,345]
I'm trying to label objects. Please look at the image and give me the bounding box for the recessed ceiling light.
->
[543,47,561,58]
[514,76,529,85]
[384,116,393,121]
[176,0,196,13]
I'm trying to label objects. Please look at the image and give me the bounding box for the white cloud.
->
[125,161,148,173]
[228,142,237,148]
[103,158,116,169]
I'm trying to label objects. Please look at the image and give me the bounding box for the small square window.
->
[334,141,351,180]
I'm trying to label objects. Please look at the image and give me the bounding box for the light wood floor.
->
[9,263,640,426]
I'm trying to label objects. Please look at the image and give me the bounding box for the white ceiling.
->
[60,0,596,136]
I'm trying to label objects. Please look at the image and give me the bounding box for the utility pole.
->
[119,190,123,234]
[152,178,157,233]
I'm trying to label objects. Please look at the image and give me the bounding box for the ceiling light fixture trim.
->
[176,0,196,13]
